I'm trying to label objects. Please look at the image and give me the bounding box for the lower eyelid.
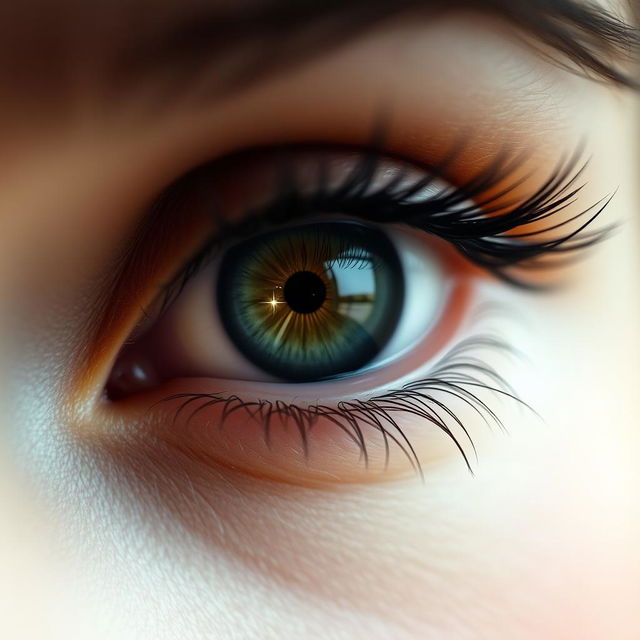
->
[101,385,459,486]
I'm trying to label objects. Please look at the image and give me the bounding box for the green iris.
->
[217,221,404,381]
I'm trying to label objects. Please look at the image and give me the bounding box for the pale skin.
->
[0,2,639,639]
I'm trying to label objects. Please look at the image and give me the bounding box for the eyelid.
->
[152,142,607,318]
[77,139,606,405]
[99,286,522,487]
[94,143,595,484]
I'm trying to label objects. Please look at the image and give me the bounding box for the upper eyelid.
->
[151,143,608,317]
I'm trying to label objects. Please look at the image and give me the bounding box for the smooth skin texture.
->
[0,2,639,639]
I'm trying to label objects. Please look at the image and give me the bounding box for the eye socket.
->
[100,142,600,483]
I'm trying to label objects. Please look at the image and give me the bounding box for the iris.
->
[217,221,405,381]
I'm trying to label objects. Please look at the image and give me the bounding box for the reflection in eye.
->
[105,146,608,480]
[218,221,406,381]
[122,217,445,388]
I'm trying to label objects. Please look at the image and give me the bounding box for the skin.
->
[0,3,639,639]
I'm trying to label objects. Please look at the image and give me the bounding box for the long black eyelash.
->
[155,141,612,314]
[235,144,612,287]
[157,333,529,480]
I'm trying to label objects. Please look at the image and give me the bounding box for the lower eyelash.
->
[156,332,529,480]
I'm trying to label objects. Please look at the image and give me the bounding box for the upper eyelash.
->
[233,145,612,281]
[155,141,612,313]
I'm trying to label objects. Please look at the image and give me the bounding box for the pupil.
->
[283,270,326,314]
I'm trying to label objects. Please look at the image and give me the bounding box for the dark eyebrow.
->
[115,0,639,97]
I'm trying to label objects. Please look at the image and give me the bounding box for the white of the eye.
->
[356,224,447,372]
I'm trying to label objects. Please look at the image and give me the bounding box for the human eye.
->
[3,0,639,636]
[35,1,634,490]
[100,140,606,485]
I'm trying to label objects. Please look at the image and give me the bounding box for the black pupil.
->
[283,270,326,314]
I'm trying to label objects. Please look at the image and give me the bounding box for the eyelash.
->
[136,141,610,477]
[157,330,524,479]
[156,142,611,313]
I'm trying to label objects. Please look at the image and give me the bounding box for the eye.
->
[111,218,449,388]
[107,148,474,395]
[103,144,604,484]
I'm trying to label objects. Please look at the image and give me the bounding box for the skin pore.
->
[0,1,639,639]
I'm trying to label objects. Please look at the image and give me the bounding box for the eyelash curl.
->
[146,141,610,478]
[160,330,525,479]
[158,140,612,312]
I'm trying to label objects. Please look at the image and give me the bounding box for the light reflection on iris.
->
[217,221,405,381]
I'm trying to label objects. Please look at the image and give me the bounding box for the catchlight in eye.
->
[217,221,404,381]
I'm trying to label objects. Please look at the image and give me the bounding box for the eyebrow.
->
[112,0,639,97]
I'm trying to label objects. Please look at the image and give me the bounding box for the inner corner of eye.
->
[105,149,466,402]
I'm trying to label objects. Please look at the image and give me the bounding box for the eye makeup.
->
[154,143,609,302]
